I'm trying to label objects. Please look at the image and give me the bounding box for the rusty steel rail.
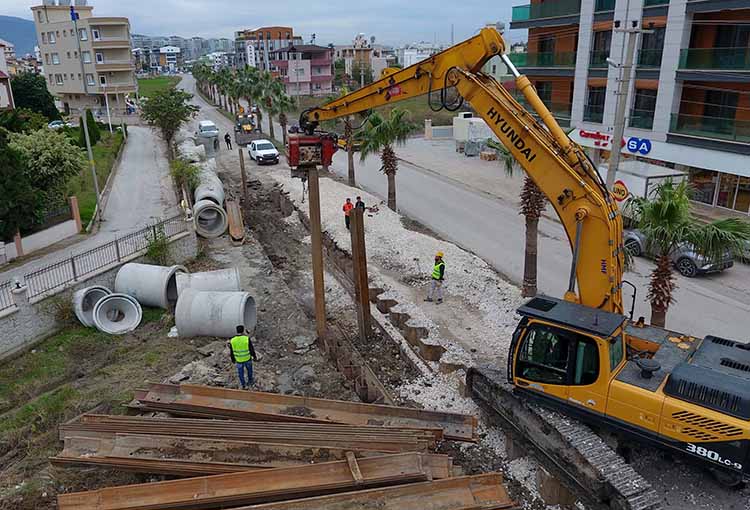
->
[51,433,457,478]
[61,415,438,452]
[58,453,437,510]
[224,473,516,510]
[132,383,477,441]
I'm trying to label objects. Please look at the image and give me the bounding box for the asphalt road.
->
[1,125,177,284]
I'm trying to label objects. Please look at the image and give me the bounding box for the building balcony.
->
[679,48,750,71]
[310,58,332,66]
[583,104,605,123]
[311,74,332,83]
[643,0,668,5]
[95,62,135,72]
[92,38,130,49]
[512,94,572,127]
[670,113,750,143]
[590,50,609,68]
[595,0,615,11]
[638,49,663,68]
[629,108,655,130]
[511,0,581,22]
[89,17,130,26]
[508,51,576,67]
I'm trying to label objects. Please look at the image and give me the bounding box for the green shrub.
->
[145,226,171,266]
[170,158,200,192]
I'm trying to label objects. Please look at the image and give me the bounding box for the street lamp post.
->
[102,83,113,133]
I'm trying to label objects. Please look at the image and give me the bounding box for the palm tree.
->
[627,179,750,327]
[359,109,416,211]
[235,66,261,126]
[256,71,278,136]
[216,68,233,112]
[493,142,547,298]
[276,93,297,146]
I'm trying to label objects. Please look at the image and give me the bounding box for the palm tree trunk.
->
[648,254,675,327]
[257,110,264,134]
[387,172,397,211]
[281,120,288,145]
[522,215,539,297]
[345,119,355,186]
[382,145,397,211]
[268,113,275,141]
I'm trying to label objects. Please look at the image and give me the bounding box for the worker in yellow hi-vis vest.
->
[228,325,258,389]
[425,251,445,304]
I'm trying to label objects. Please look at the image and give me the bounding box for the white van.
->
[197,120,219,138]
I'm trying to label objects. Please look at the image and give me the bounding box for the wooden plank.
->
[345,451,364,484]
[57,453,432,510]
[226,200,245,244]
[135,383,477,442]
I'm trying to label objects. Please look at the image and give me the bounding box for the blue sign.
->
[626,137,652,155]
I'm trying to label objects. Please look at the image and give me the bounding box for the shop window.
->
[516,324,599,386]
[536,81,552,103]
[688,168,718,205]
[630,89,657,129]
[717,173,739,210]
[735,177,750,214]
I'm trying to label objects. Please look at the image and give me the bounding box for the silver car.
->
[623,229,734,277]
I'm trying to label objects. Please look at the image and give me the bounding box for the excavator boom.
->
[301,27,624,313]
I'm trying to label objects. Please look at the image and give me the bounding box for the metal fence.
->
[24,215,187,299]
[0,281,15,312]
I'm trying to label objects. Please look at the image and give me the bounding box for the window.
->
[54,74,63,85]
[67,51,71,58]
[86,73,95,85]
[630,89,657,129]
[51,53,60,65]
[639,27,665,67]
[688,168,718,205]
[536,81,552,104]
[82,51,91,63]
[37,11,43,22]
[593,30,612,52]
[491,64,497,74]
[79,28,88,41]
[95,52,104,63]
[42,33,47,44]
[48,31,56,44]
[516,324,599,386]
[92,29,100,41]
[78,73,82,80]
[70,29,74,37]
[99,75,107,85]
[609,336,624,371]
[74,51,78,58]
[584,86,606,123]
[63,29,67,37]
[44,53,50,65]
[48,74,53,85]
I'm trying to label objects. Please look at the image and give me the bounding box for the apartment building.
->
[234,26,302,71]
[270,44,333,97]
[334,34,392,80]
[0,41,15,110]
[32,1,136,115]
[509,0,749,215]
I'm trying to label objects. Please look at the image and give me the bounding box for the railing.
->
[670,113,750,143]
[24,215,187,299]
[508,51,577,67]
[638,48,663,68]
[595,0,616,11]
[0,281,15,313]
[644,0,669,6]
[511,0,581,22]
[679,48,750,70]
[629,108,655,129]
[584,104,605,123]
[27,203,73,234]
[590,50,609,68]
[96,59,134,65]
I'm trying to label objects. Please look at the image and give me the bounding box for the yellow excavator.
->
[297,27,750,484]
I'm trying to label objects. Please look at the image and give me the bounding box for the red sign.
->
[612,180,630,202]
[579,129,611,148]
[387,85,402,98]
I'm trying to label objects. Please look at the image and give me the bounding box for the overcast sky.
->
[6,0,525,46]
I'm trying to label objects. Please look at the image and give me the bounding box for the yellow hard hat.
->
[436,251,444,258]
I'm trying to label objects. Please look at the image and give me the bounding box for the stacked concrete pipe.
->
[73,286,112,327]
[175,289,256,338]
[115,263,187,309]
[176,268,241,295]
[92,293,143,335]
[192,160,228,238]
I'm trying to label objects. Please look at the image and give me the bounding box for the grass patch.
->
[141,307,164,324]
[0,385,79,435]
[137,76,182,97]
[66,130,125,227]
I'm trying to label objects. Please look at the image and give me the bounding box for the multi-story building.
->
[0,40,15,110]
[32,0,136,115]
[234,26,302,71]
[334,34,391,81]
[270,44,333,97]
[396,42,442,68]
[509,0,749,216]
[158,46,181,73]
[0,39,16,61]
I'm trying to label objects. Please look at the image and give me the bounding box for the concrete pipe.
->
[92,293,143,335]
[176,268,241,295]
[195,169,225,205]
[193,199,228,239]
[115,263,188,309]
[72,286,112,327]
[175,289,256,338]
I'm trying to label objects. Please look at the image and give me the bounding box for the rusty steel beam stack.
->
[129,383,477,441]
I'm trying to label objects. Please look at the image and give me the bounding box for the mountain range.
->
[0,15,38,57]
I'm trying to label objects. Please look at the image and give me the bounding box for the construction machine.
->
[293,27,750,485]
[234,107,259,146]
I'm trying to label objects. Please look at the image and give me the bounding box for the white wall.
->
[3,220,78,262]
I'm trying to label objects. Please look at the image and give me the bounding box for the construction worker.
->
[228,325,258,389]
[224,132,233,150]
[425,252,445,304]
[343,198,354,230]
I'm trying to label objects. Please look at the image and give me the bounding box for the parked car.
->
[248,139,279,165]
[623,229,734,277]
[48,120,72,130]
[196,120,219,138]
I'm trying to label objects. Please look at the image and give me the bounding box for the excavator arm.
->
[301,28,624,313]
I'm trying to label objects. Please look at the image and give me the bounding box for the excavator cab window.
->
[516,324,599,386]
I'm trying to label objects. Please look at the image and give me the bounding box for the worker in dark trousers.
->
[224,132,233,150]
[425,251,445,304]
[228,325,258,389]
[355,196,365,211]
[343,198,354,230]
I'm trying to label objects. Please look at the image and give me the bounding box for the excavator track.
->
[467,366,662,510]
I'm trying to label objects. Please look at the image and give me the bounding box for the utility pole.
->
[606,21,649,190]
[81,109,101,224]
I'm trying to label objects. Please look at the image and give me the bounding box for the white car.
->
[48,120,72,130]
[248,139,279,165]
[196,120,219,138]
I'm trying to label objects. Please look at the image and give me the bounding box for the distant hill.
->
[0,15,38,57]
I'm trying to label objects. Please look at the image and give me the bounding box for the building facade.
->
[234,26,302,70]
[158,46,181,73]
[0,41,15,110]
[510,0,750,215]
[270,44,333,97]
[32,1,136,115]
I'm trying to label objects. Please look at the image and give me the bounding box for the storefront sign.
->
[579,129,612,148]
[626,137,652,155]
[612,180,630,202]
